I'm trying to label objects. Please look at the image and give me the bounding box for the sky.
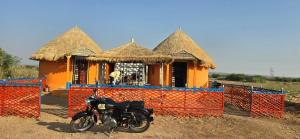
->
[0,0,299,77]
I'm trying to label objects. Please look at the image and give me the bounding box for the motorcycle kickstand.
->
[107,127,114,137]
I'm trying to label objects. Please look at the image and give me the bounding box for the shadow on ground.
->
[285,101,300,116]
[37,121,131,136]
[41,108,68,118]
[41,93,68,118]
[224,103,250,117]
[37,121,74,133]
[41,93,68,108]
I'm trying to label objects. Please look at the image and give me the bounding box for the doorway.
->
[98,62,105,84]
[172,62,187,87]
[73,59,88,84]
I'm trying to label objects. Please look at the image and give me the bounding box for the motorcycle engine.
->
[102,114,117,128]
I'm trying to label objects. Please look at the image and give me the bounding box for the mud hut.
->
[30,27,103,93]
[31,27,215,90]
[88,38,172,85]
[151,29,216,87]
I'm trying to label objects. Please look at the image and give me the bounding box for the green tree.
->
[0,48,21,78]
[211,73,221,79]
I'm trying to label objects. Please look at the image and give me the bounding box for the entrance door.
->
[172,62,187,87]
[73,59,88,84]
[98,63,105,84]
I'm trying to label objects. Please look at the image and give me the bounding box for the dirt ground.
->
[0,94,299,139]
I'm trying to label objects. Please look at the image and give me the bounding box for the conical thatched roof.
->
[88,39,172,64]
[30,27,102,61]
[153,30,216,69]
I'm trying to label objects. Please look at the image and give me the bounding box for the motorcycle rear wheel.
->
[129,112,151,133]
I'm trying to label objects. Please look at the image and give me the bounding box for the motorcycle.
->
[70,83,154,136]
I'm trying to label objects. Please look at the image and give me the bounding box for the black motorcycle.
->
[70,86,154,136]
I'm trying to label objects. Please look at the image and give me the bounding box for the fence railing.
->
[223,83,285,118]
[67,83,224,118]
[0,78,286,119]
[3,78,46,90]
[0,79,42,118]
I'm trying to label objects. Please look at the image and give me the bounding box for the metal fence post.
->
[160,89,163,114]
[67,83,71,117]
[0,86,3,116]
[66,82,71,94]
[281,88,285,117]
[39,79,42,118]
[250,86,253,115]
[221,86,225,114]
[184,90,187,116]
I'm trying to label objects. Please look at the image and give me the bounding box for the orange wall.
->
[39,59,71,91]
[39,59,102,91]
[39,60,208,90]
[88,61,99,84]
[163,64,172,86]
[187,62,208,88]
[148,62,209,88]
[148,64,161,86]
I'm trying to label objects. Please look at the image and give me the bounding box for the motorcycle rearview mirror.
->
[95,80,99,86]
[93,80,99,96]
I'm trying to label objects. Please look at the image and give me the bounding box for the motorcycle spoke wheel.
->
[71,116,94,132]
[129,112,150,133]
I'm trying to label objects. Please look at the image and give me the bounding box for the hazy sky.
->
[0,0,299,77]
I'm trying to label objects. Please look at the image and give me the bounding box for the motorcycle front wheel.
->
[70,114,94,132]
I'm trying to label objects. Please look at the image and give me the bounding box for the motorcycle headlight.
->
[85,98,92,105]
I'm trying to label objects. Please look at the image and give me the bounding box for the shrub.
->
[223,74,266,83]
[211,73,221,79]
[250,76,266,83]
[225,74,246,81]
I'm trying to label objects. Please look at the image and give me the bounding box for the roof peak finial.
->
[178,26,182,31]
[131,37,135,43]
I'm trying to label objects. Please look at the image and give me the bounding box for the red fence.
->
[68,87,224,118]
[0,85,41,118]
[223,84,285,118]
[224,85,251,111]
[251,93,285,118]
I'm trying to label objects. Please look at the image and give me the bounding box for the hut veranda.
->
[30,27,216,95]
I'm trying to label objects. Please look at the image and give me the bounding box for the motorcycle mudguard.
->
[72,111,89,120]
[72,111,97,123]
[128,108,153,121]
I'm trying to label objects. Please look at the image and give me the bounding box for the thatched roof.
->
[87,39,172,64]
[153,30,216,69]
[30,27,102,61]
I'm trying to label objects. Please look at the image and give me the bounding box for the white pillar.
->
[142,64,146,85]
[145,65,148,84]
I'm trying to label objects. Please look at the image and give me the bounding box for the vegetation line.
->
[0,48,38,79]
[210,73,300,83]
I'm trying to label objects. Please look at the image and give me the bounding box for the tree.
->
[0,48,21,78]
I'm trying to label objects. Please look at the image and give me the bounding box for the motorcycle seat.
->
[115,101,144,109]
